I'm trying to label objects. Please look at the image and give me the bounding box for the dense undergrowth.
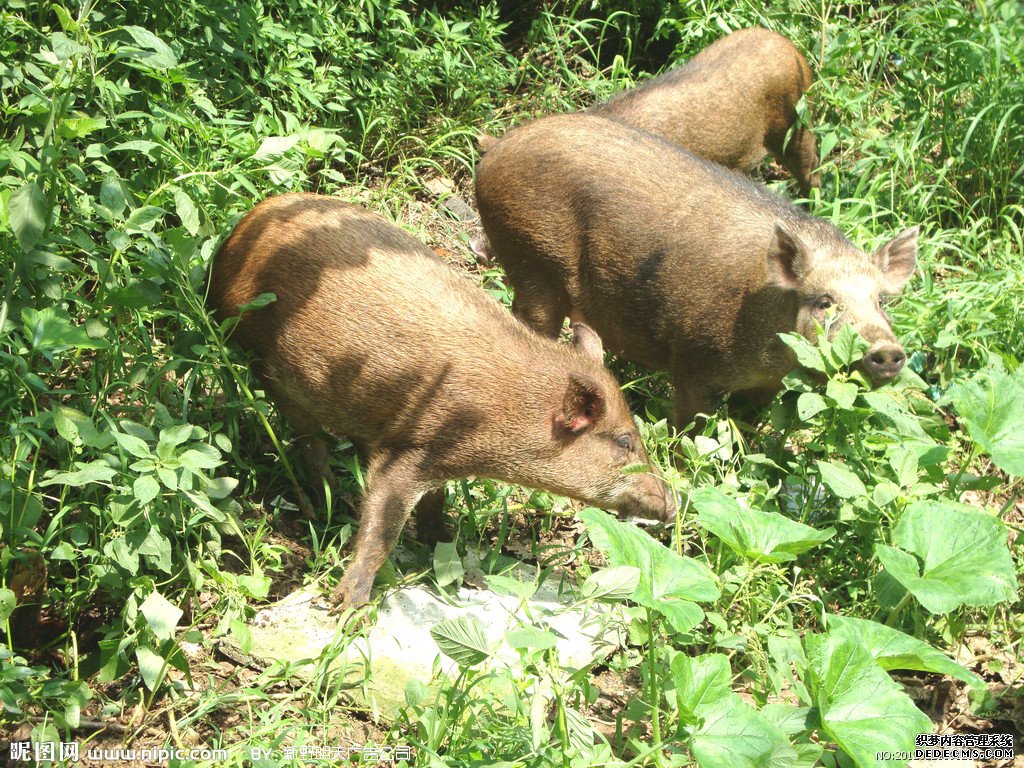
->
[1,0,1022,766]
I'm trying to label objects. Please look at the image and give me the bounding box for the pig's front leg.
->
[330,451,430,613]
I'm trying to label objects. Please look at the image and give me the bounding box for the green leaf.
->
[797,392,827,420]
[944,366,1024,476]
[580,508,719,633]
[828,614,984,689]
[0,589,15,622]
[100,175,127,216]
[133,474,160,505]
[125,205,165,231]
[113,431,152,459]
[173,188,201,235]
[826,379,858,409]
[483,574,536,600]
[40,460,117,487]
[135,645,167,691]
[692,488,834,563]
[506,626,559,651]
[673,652,733,720]
[779,332,827,373]
[829,324,870,367]
[875,501,1017,613]
[805,632,932,768]
[674,654,794,768]
[8,180,48,252]
[430,617,491,668]
[123,26,178,69]
[580,565,640,602]
[253,135,299,161]
[140,591,182,641]
[22,307,106,355]
[815,460,866,499]
[432,542,464,587]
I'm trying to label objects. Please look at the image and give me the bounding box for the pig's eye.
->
[615,435,634,451]
[815,296,834,311]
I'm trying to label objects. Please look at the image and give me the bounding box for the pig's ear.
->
[873,226,919,294]
[556,374,606,433]
[766,221,811,290]
[571,322,605,363]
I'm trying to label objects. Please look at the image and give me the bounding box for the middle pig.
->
[476,114,919,432]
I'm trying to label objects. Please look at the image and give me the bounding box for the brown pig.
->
[208,193,675,611]
[475,115,918,431]
[592,27,820,195]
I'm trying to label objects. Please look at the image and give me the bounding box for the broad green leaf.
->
[826,379,858,409]
[133,474,160,505]
[432,542,464,587]
[40,461,117,487]
[944,366,1024,476]
[672,653,733,720]
[691,696,796,768]
[760,704,817,736]
[815,460,866,499]
[253,135,299,161]
[580,565,640,602]
[113,431,152,459]
[797,392,827,420]
[483,574,536,600]
[506,627,558,651]
[862,391,932,440]
[135,645,167,691]
[140,591,182,641]
[805,632,931,768]
[829,324,870,367]
[430,617,490,668]
[8,180,49,252]
[173,188,200,235]
[100,175,127,216]
[828,614,984,689]
[580,508,719,633]
[692,488,834,563]
[110,140,161,156]
[779,332,827,373]
[875,501,1016,613]
[0,589,15,622]
[125,205,165,231]
[123,26,178,69]
[22,307,106,355]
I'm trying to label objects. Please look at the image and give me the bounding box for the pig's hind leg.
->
[330,450,431,611]
[272,395,338,518]
[414,488,451,548]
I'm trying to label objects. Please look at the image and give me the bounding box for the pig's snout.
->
[620,471,677,524]
[862,341,906,382]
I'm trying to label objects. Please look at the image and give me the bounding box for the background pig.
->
[592,27,821,195]
[475,115,918,431]
[208,193,674,611]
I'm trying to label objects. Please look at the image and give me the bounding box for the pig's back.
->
[210,194,532,442]
[594,27,811,170]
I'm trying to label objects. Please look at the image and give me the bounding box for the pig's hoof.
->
[298,494,317,520]
[328,579,372,618]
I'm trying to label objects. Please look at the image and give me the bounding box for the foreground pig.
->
[592,27,820,195]
[475,115,918,431]
[208,193,674,610]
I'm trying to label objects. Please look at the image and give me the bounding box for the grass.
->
[1,0,1022,766]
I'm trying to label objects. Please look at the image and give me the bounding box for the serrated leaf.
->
[692,487,834,563]
[826,379,859,409]
[8,180,48,252]
[816,460,866,499]
[430,616,491,668]
[829,324,870,367]
[944,366,1024,476]
[140,590,182,641]
[875,501,1017,613]
[828,614,984,689]
[672,652,733,720]
[806,632,932,767]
